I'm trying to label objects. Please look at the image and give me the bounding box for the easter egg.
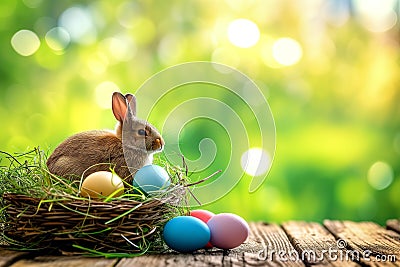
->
[163,216,211,253]
[190,209,215,222]
[80,171,124,198]
[207,213,249,249]
[133,165,171,195]
[190,210,215,248]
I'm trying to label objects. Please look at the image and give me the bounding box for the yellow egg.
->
[80,171,124,198]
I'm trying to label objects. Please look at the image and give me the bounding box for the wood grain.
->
[0,250,28,267]
[387,219,400,234]
[117,253,225,267]
[242,223,304,266]
[1,220,399,266]
[282,221,359,266]
[324,220,400,267]
[9,256,117,267]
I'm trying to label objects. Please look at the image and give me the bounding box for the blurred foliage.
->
[0,0,399,224]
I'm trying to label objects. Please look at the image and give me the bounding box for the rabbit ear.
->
[125,94,137,117]
[112,92,129,123]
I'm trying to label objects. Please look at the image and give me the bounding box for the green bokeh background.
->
[1,0,399,224]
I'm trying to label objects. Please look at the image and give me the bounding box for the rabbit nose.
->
[154,138,163,150]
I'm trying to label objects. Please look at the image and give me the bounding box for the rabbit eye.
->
[138,129,146,136]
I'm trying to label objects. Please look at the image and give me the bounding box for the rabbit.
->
[46,92,164,183]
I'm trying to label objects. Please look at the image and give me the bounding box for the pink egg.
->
[207,213,249,249]
[190,209,215,248]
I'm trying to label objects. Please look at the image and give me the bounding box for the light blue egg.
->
[163,216,211,253]
[133,165,171,195]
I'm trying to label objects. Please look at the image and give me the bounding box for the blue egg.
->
[133,165,171,195]
[163,216,211,253]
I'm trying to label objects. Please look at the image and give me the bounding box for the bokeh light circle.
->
[354,0,398,32]
[367,161,393,190]
[272,37,303,66]
[59,6,96,44]
[240,148,271,176]
[227,19,260,48]
[45,27,70,52]
[11,30,41,56]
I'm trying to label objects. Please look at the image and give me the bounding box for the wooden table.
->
[1,219,399,267]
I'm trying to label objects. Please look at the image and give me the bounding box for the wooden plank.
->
[118,222,305,267]
[117,253,223,267]
[9,256,118,267]
[0,250,28,267]
[387,219,400,234]
[324,220,400,267]
[282,221,359,266]
[3,221,398,266]
[242,223,305,266]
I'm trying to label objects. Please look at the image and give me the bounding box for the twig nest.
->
[1,148,190,255]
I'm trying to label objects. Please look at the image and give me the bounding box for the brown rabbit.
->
[46,92,164,183]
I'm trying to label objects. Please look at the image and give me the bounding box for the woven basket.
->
[1,190,186,255]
